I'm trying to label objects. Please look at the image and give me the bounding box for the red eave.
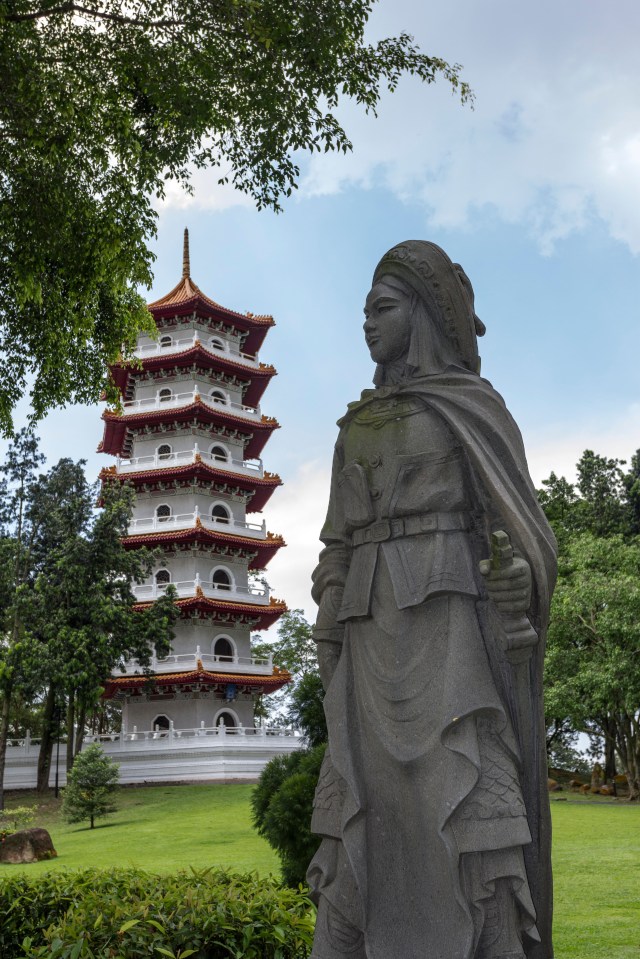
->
[99,405,279,460]
[133,595,287,631]
[99,462,281,514]
[120,524,285,570]
[102,664,291,700]
[109,347,276,409]
[147,276,274,356]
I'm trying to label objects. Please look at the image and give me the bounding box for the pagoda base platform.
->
[3,726,303,790]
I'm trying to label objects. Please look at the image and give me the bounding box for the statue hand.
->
[479,554,532,616]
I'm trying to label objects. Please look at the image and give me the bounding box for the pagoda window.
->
[211,504,231,524]
[210,444,228,461]
[152,715,171,734]
[210,336,226,351]
[159,335,172,348]
[212,568,232,591]
[155,569,171,585]
[213,636,235,662]
[158,388,173,403]
[215,710,238,729]
[156,504,172,523]
[210,389,227,405]
[157,444,172,460]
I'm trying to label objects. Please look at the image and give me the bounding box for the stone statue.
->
[308,241,557,959]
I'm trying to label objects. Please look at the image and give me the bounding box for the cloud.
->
[299,0,640,254]
[524,402,640,488]
[261,460,331,625]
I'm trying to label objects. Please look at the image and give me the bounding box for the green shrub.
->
[0,805,36,839]
[0,868,315,959]
[251,744,326,887]
[62,744,120,829]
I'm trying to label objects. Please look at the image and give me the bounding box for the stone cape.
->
[308,370,557,959]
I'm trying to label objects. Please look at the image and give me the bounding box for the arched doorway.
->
[215,710,238,729]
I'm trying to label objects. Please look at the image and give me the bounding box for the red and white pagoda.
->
[98,230,290,741]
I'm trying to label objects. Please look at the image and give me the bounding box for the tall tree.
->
[0,0,470,433]
[20,474,178,787]
[540,448,640,789]
[544,533,640,798]
[0,429,45,809]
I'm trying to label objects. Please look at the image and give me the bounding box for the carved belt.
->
[351,511,469,547]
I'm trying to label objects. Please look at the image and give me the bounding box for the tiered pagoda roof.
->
[99,461,281,514]
[103,662,291,700]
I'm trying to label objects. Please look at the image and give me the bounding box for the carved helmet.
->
[372,240,485,374]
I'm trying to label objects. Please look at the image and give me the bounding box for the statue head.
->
[365,241,486,386]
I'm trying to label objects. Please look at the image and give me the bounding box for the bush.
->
[0,868,315,959]
[0,805,36,840]
[252,744,326,887]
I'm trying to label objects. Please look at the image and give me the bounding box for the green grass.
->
[551,799,640,959]
[1,784,280,877]
[2,788,640,958]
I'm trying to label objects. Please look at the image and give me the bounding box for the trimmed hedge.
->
[0,868,315,959]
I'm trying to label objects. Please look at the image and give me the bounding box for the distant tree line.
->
[540,448,640,798]
[0,430,178,809]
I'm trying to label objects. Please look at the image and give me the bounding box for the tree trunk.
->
[90,813,94,829]
[0,683,13,811]
[74,703,86,758]
[601,715,618,781]
[37,686,57,793]
[66,695,75,774]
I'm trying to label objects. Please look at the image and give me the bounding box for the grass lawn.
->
[2,787,639,958]
[1,783,280,877]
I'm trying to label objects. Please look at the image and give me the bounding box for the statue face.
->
[363,279,412,365]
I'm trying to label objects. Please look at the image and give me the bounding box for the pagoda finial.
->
[182,228,190,279]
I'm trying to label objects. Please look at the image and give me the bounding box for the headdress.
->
[372,241,485,375]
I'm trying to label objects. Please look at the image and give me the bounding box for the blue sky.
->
[8,0,640,620]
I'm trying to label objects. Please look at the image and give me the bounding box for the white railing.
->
[114,723,301,744]
[116,448,264,479]
[134,332,259,367]
[129,507,267,539]
[132,577,270,605]
[119,647,274,676]
[5,725,303,758]
[119,388,262,422]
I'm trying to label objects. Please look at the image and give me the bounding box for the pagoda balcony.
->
[116,447,264,479]
[128,508,267,539]
[120,389,262,423]
[118,647,274,677]
[132,576,270,605]
[134,332,260,368]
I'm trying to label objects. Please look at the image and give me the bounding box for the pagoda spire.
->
[182,228,190,279]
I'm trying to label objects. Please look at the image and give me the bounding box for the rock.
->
[547,779,563,791]
[569,779,584,790]
[0,828,57,864]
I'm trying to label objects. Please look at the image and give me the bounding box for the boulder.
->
[0,828,57,864]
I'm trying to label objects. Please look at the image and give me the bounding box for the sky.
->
[7,0,640,625]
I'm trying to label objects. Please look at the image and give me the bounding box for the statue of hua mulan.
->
[308,241,557,959]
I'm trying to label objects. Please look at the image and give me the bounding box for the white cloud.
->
[262,460,331,625]
[524,403,640,488]
[299,0,640,254]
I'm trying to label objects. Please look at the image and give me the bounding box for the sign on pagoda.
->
[98,230,290,738]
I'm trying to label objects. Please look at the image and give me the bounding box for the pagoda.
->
[98,230,290,738]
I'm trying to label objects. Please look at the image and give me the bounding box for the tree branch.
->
[2,3,186,27]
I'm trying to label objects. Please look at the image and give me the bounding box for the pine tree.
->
[62,744,119,830]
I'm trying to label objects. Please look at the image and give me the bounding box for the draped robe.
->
[308,371,557,959]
